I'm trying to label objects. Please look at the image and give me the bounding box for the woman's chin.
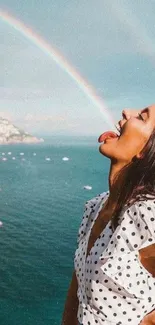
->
[99,140,117,158]
[99,142,110,157]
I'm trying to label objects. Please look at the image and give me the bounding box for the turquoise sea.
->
[0,136,109,325]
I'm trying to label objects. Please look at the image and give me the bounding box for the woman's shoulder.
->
[77,190,109,244]
[119,197,155,250]
[85,190,109,209]
[125,197,155,226]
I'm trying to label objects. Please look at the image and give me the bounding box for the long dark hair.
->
[112,130,155,230]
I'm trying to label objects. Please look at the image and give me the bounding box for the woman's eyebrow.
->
[141,107,149,117]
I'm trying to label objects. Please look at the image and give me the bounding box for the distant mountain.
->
[0,117,44,144]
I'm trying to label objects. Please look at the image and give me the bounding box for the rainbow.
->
[0,9,115,129]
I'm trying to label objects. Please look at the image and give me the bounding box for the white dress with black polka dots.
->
[74,191,155,325]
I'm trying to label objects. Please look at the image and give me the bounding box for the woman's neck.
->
[106,160,127,209]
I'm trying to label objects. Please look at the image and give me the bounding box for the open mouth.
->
[115,123,121,136]
[98,124,122,143]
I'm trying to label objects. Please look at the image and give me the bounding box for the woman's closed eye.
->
[137,113,145,121]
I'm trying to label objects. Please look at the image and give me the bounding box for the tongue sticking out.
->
[98,131,118,143]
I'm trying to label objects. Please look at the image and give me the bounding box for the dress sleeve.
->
[127,200,155,250]
[99,200,155,321]
[76,200,91,244]
[77,191,108,244]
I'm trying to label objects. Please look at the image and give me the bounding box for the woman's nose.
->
[117,109,131,129]
[117,108,139,129]
[122,109,131,120]
[122,108,140,119]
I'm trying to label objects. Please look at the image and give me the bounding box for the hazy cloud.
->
[1,0,155,134]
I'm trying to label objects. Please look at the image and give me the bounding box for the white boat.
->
[62,157,69,161]
[45,157,51,161]
[8,152,12,155]
[83,185,92,190]
[20,153,24,156]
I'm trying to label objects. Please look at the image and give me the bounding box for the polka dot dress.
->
[74,191,155,325]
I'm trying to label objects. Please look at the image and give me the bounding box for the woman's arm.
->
[139,243,155,324]
[139,243,155,277]
[140,310,155,325]
[61,271,79,325]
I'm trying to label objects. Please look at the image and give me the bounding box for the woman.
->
[62,105,155,325]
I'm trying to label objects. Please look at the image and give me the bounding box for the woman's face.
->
[99,104,155,164]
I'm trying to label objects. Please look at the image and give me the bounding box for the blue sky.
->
[1,0,155,135]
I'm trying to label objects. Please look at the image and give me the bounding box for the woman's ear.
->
[136,152,144,159]
[132,151,144,162]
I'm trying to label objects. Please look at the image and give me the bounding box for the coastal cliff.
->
[0,117,44,144]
